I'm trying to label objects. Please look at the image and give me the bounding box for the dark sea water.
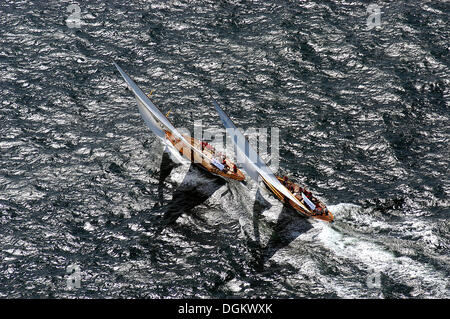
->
[0,0,448,298]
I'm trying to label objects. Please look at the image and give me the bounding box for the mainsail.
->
[212,98,310,212]
[114,62,209,162]
[114,62,183,139]
[135,98,166,140]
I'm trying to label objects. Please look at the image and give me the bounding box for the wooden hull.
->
[165,131,245,181]
[262,176,334,222]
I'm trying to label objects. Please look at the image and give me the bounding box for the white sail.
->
[234,139,259,181]
[212,98,310,212]
[114,62,182,139]
[135,99,166,140]
[114,62,209,163]
[232,129,259,181]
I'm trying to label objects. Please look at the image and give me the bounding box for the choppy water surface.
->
[0,0,448,298]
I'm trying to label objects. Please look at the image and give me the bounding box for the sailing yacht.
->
[114,63,244,181]
[211,97,334,222]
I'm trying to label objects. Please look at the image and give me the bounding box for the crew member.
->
[315,206,323,215]
[305,190,312,200]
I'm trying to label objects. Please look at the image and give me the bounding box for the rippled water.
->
[0,0,448,298]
